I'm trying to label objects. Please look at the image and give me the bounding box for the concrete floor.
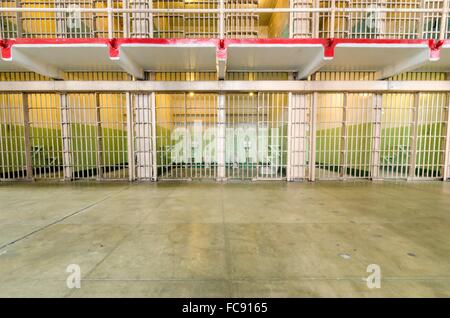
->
[0,181,450,297]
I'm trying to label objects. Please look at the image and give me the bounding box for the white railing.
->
[0,1,449,40]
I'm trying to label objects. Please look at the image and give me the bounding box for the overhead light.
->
[249,92,254,96]
[189,92,195,97]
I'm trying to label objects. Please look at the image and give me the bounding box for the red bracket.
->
[430,39,444,60]
[324,38,336,58]
[0,39,14,59]
[108,38,120,58]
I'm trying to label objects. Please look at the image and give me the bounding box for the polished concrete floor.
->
[0,181,450,297]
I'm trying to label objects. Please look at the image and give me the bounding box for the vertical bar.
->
[123,0,129,37]
[371,93,383,180]
[126,92,135,181]
[217,94,226,181]
[288,93,307,181]
[135,93,152,180]
[219,0,225,38]
[15,0,23,37]
[287,92,293,179]
[309,92,317,181]
[95,93,103,180]
[418,0,426,39]
[107,0,113,39]
[54,0,64,38]
[313,0,319,37]
[289,0,294,38]
[22,93,33,180]
[439,0,449,41]
[441,92,450,180]
[60,93,73,181]
[151,91,157,181]
[330,0,336,38]
[149,0,154,37]
[256,93,260,180]
[339,93,348,178]
[408,93,420,180]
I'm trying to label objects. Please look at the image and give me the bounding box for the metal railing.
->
[1,1,449,40]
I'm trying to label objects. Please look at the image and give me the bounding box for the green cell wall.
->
[0,124,127,177]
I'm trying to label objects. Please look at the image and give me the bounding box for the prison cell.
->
[185,0,219,38]
[346,0,422,39]
[414,92,447,179]
[155,93,218,180]
[0,1,18,39]
[225,0,259,38]
[63,93,128,180]
[314,93,373,180]
[377,92,447,180]
[421,0,449,39]
[28,93,62,179]
[0,93,27,180]
[315,93,344,179]
[225,93,288,180]
[383,0,422,39]
[379,93,414,179]
[0,0,123,39]
[291,0,315,38]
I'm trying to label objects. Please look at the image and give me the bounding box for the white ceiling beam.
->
[216,56,227,80]
[296,53,331,79]
[110,49,145,80]
[9,49,64,79]
[375,49,436,80]
[1,80,449,93]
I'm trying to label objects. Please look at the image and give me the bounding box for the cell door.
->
[155,93,218,180]
[225,93,288,180]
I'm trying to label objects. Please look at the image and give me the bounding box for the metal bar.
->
[60,93,73,181]
[287,91,293,180]
[289,0,294,39]
[151,91,157,181]
[123,0,129,38]
[441,90,450,180]
[439,0,449,41]
[15,0,23,38]
[330,0,336,38]
[135,93,152,180]
[219,0,225,38]
[217,94,226,181]
[2,81,450,93]
[95,93,103,180]
[339,92,347,178]
[408,92,420,180]
[54,0,64,38]
[313,0,319,38]
[371,93,382,180]
[21,93,33,180]
[107,0,113,39]
[309,92,317,181]
[126,92,134,181]
[288,93,308,181]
